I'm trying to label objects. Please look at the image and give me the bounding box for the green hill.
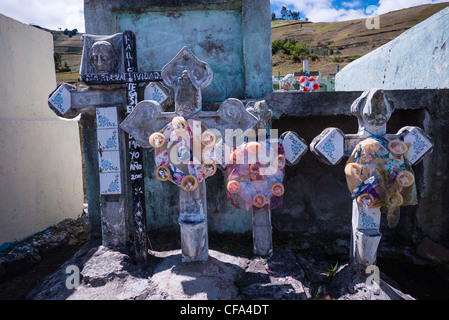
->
[272,2,449,78]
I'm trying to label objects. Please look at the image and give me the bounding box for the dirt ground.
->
[1,218,449,300]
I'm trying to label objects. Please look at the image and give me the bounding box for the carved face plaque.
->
[90,41,116,74]
[80,33,124,75]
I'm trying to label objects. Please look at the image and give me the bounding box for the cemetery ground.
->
[1,213,449,300]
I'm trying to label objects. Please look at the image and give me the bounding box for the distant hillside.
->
[33,26,84,84]
[272,2,449,78]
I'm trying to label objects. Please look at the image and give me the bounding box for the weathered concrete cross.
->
[242,101,309,257]
[48,30,163,262]
[120,47,258,262]
[310,88,433,266]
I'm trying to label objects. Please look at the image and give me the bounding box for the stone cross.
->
[310,88,433,266]
[120,46,259,262]
[245,101,309,257]
[48,30,163,262]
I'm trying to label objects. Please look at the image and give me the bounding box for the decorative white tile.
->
[98,150,121,173]
[144,82,169,105]
[96,107,118,129]
[100,172,122,195]
[280,131,308,165]
[315,128,344,165]
[403,127,433,164]
[353,201,381,230]
[48,84,71,115]
[97,129,119,151]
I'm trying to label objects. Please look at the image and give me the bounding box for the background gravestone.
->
[0,14,84,245]
[83,0,272,236]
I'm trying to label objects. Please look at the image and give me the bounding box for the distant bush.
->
[272,39,283,54]
[330,55,361,63]
[347,55,361,62]
[331,56,344,63]
[273,38,355,64]
[272,38,308,58]
[54,58,71,73]
[54,52,62,70]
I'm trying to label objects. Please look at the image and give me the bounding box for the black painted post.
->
[123,30,148,263]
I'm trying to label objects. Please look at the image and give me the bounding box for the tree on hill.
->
[63,28,78,37]
[54,52,62,70]
[291,11,300,20]
[280,6,288,19]
[279,6,300,20]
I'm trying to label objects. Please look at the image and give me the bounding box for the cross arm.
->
[48,83,126,119]
[311,126,433,166]
[119,98,259,149]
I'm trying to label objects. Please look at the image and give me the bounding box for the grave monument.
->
[48,30,164,262]
[310,88,433,266]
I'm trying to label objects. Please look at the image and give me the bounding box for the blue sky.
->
[0,0,447,32]
[270,0,448,22]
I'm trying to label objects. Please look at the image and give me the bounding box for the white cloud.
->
[341,1,363,9]
[271,0,367,22]
[272,0,447,22]
[0,0,85,32]
[377,0,448,14]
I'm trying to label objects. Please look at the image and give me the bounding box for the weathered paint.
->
[116,9,244,103]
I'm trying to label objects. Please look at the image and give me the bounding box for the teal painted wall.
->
[116,9,245,104]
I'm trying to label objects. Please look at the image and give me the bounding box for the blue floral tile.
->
[144,82,171,109]
[403,127,433,164]
[315,128,344,165]
[100,172,122,195]
[49,84,71,116]
[98,150,121,173]
[96,107,118,129]
[97,129,119,151]
[280,131,308,165]
[353,201,381,230]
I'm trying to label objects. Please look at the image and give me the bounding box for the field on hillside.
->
[272,2,449,78]
[51,30,83,84]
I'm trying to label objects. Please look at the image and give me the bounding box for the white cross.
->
[310,88,433,266]
[120,47,259,262]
